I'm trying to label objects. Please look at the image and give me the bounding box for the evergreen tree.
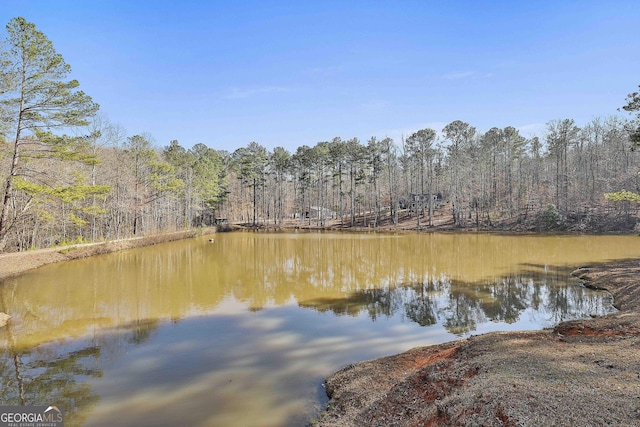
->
[621,84,640,150]
[0,17,99,249]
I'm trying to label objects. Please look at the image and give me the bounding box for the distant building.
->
[407,193,442,211]
[305,206,335,219]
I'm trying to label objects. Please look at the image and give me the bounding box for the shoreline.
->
[315,258,640,426]
[0,228,216,326]
[1,227,638,424]
[0,228,216,282]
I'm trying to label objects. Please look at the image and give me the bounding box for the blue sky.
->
[3,1,639,152]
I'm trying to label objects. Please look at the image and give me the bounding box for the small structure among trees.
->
[1,16,640,250]
[406,193,443,212]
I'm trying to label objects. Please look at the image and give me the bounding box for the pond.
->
[0,232,638,426]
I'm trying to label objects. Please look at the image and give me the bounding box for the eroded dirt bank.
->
[316,259,640,426]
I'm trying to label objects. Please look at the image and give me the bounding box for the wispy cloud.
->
[442,71,493,80]
[224,86,290,100]
[443,71,476,80]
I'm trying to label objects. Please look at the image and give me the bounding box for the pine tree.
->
[0,17,99,249]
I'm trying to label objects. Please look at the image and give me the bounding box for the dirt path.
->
[316,259,640,426]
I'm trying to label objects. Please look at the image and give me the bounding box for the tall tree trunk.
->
[252,177,257,225]
[0,104,25,250]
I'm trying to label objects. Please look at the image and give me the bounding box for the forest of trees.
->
[219,116,640,231]
[1,17,640,252]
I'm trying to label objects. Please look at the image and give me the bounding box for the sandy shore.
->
[316,258,640,426]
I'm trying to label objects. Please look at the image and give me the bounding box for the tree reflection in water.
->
[299,265,616,336]
[0,233,631,426]
[0,319,159,426]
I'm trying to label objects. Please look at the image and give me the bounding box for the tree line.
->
[220,116,639,230]
[1,17,639,251]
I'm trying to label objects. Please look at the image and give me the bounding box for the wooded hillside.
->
[1,18,639,252]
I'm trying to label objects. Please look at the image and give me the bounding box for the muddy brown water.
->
[0,232,638,426]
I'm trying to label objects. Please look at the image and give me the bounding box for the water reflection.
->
[0,232,637,426]
[299,269,614,335]
[0,319,159,427]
